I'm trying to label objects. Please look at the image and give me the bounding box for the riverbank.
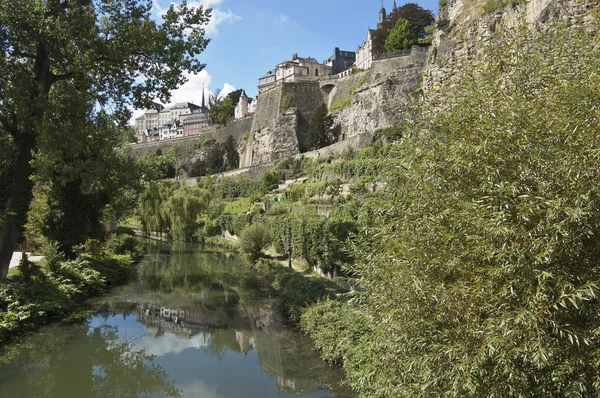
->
[0,233,142,347]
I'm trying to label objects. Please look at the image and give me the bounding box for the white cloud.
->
[135,330,211,357]
[275,12,289,24]
[220,83,236,98]
[152,0,241,36]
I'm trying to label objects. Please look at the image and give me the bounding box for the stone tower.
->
[378,2,386,25]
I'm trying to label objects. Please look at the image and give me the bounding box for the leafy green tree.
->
[372,3,434,53]
[306,104,336,151]
[0,0,211,280]
[209,97,235,125]
[348,19,600,397]
[223,135,240,170]
[384,18,417,52]
[240,224,271,262]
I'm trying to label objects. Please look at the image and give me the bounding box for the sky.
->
[131,0,438,122]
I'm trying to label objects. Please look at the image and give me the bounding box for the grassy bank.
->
[0,232,142,346]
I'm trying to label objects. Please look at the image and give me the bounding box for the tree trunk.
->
[0,135,36,280]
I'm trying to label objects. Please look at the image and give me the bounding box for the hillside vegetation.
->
[135,14,600,397]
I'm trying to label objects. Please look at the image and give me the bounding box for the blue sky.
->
[132,0,437,120]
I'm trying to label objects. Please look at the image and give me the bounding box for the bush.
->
[300,299,373,363]
[239,223,271,261]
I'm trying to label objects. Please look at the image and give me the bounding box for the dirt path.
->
[9,252,44,269]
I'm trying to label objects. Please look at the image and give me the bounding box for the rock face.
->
[240,82,324,168]
[328,53,428,140]
[247,109,300,166]
[423,0,595,94]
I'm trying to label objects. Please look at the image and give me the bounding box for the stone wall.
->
[128,117,253,158]
[329,53,427,140]
[241,81,325,168]
[280,82,324,149]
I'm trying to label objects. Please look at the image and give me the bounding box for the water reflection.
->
[0,323,182,398]
[0,242,353,397]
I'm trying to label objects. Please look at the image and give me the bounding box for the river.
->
[0,241,354,398]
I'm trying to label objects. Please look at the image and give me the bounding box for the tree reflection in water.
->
[0,323,182,398]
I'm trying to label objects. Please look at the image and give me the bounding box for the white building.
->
[356,29,376,70]
[159,120,183,140]
[235,90,250,119]
[258,54,333,93]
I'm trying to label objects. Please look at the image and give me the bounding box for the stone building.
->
[324,48,356,75]
[258,54,332,93]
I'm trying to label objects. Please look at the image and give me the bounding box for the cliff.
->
[423,0,595,94]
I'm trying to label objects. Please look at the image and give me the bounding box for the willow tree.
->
[0,0,211,280]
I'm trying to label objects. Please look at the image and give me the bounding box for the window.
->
[315,68,318,76]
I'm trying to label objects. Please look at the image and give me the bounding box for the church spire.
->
[378,1,386,25]
[393,0,398,12]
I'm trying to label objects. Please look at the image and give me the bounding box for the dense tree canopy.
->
[372,3,434,54]
[384,18,418,52]
[0,0,211,279]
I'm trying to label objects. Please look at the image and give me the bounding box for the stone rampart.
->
[329,53,427,140]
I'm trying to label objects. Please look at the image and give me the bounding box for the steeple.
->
[201,84,206,109]
[378,1,387,25]
[393,0,398,12]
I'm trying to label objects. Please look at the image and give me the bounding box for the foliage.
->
[372,3,434,53]
[343,19,600,397]
[306,104,338,151]
[0,0,211,279]
[300,299,372,363]
[223,135,240,170]
[209,97,235,125]
[0,236,140,344]
[254,259,329,321]
[418,22,436,45]
[239,223,271,262]
[384,18,418,52]
[328,98,351,112]
[281,93,293,114]
[138,182,211,241]
[483,0,526,14]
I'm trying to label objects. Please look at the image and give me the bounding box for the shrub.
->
[239,223,271,261]
[300,299,373,363]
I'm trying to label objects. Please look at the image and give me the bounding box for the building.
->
[324,48,356,75]
[182,111,209,136]
[235,90,253,119]
[258,54,333,93]
[159,120,183,140]
[134,102,164,142]
[356,29,376,70]
[248,97,257,114]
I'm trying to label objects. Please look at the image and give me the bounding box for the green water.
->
[0,242,353,398]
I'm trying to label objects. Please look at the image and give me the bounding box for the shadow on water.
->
[0,240,354,398]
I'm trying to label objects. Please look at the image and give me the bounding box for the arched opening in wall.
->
[320,84,335,95]
[315,68,319,77]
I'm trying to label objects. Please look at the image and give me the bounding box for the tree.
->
[384,19,418,52]
[0,0,211,279]
[223,135,240,170]
[209,97,235,125]
[350,19,600,396]
[372,3,434,53]
[239,224,271,262]
[306,104,337,151]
